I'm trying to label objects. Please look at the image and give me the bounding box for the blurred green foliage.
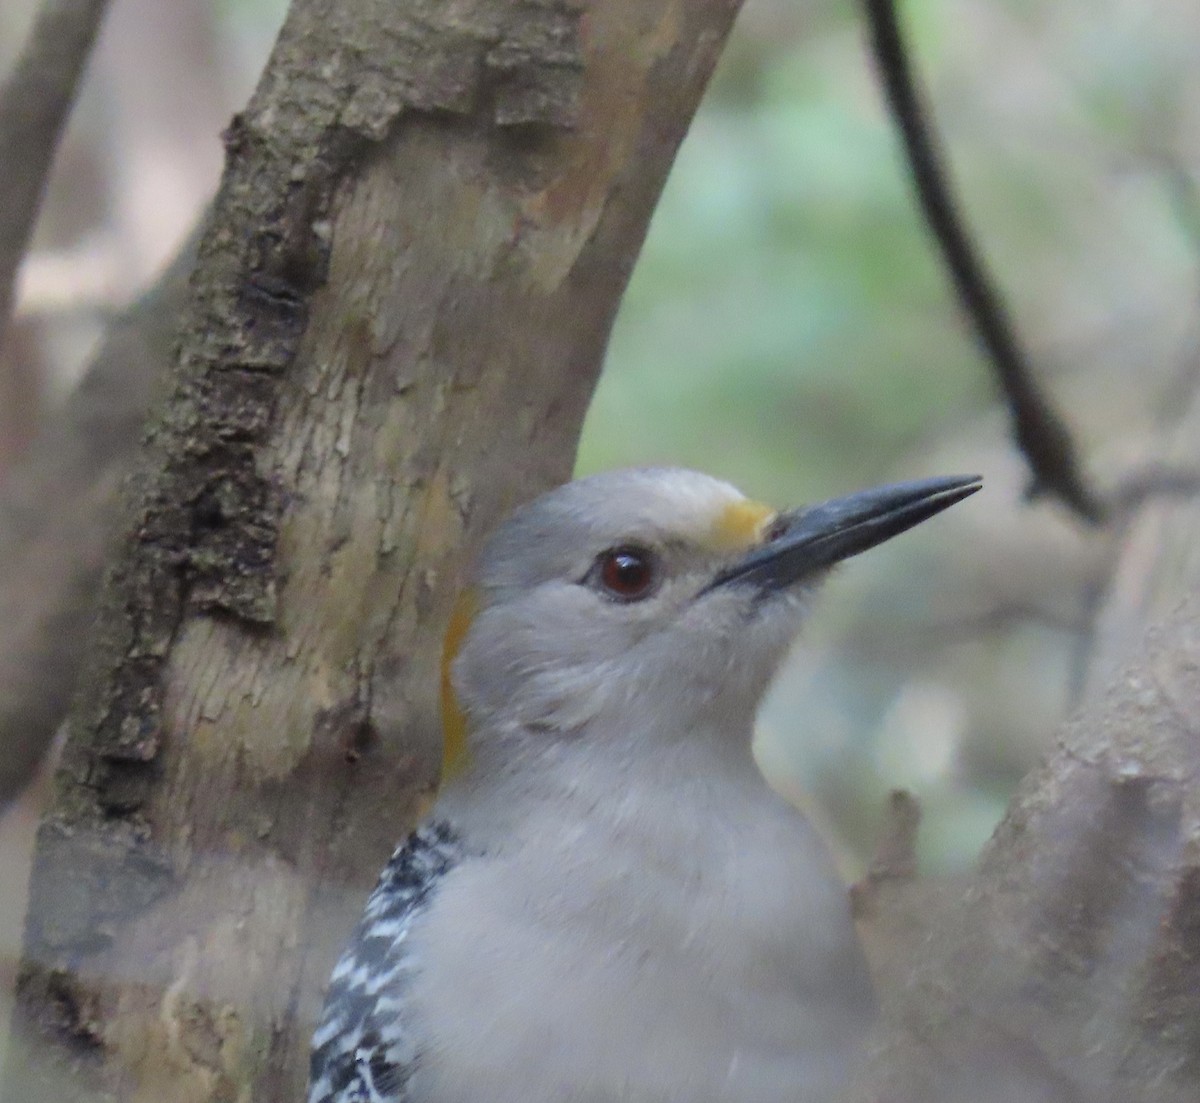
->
[578,2,987,502]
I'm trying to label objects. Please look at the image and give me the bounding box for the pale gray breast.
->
[407,770,876,1103]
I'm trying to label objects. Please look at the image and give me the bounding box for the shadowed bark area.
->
[4,0,745,1100]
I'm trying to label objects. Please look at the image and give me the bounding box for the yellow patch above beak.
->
[710,499,775,552]
[440,588,478,781]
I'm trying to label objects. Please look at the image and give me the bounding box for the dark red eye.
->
[764,515,789,543]
[596,546,656,601]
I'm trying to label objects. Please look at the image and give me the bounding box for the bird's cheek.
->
[454,618,607,734]
[451,615,522,724]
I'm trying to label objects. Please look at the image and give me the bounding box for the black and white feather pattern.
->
[309,820,463,1103]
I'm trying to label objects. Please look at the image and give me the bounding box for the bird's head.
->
[443,467,979,772]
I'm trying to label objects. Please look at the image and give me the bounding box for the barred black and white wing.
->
[309,821,463,1103]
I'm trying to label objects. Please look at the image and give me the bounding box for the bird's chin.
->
[711,570,817,632]
[676,585,812,714]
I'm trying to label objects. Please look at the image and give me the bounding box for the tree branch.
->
[862,0,1104,525]
[0,0,113,350]
[0,232,196,810]
[851,581,1200,1102]
[1106,462,1200,517]
[851,788,921,920]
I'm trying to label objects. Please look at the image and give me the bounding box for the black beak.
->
[703,474,981,596]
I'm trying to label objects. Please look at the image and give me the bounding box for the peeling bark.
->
[5,0,744,1099]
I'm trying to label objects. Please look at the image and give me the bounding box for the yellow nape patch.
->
[711,499,775,552]
[440,588,478,782]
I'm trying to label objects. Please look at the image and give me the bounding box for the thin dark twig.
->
[0,0,114,353]
[862,0,1104,524]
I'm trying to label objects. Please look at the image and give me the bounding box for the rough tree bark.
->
[5,0,745,1100]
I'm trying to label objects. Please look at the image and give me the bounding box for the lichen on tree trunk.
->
[4,0,745,1099]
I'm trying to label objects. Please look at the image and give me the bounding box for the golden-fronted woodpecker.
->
[309,466,980,1103]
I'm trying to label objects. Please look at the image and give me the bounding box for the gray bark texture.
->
[4,0,745,1100]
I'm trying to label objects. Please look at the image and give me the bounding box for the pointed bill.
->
[704,474,981,595]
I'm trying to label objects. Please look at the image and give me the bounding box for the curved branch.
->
[862,0,1104,524]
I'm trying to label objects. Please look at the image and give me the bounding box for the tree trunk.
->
[4,1,744,1099]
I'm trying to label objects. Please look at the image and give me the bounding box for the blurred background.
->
[2,0,1200,1060]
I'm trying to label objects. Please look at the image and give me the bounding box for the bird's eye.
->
[594,545,657,601]
[763,514,789,543]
